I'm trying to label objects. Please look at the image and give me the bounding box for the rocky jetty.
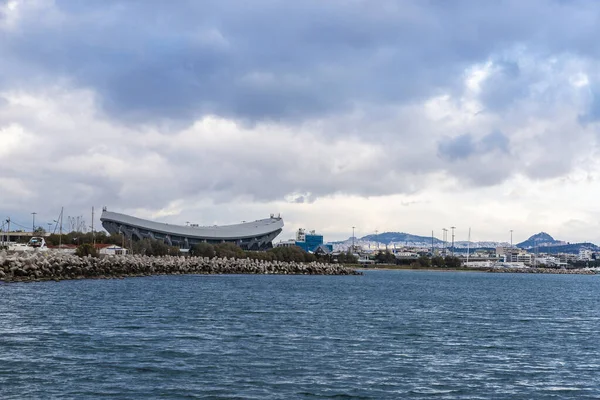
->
[488,267,596,275]
[0,251,361,283]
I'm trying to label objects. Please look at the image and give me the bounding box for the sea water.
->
[1,270,599,399]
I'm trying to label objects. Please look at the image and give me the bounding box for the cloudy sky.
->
[2,0,600,243]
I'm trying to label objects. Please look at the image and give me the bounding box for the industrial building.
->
[295,228,332,253]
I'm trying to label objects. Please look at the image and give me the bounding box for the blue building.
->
[295,229,333,253]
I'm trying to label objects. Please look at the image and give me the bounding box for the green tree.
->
[214,242,246,259]
[431,255,445,268]
[267,246,314,262]
[444,256,462,269]
[336,251,359,264]
[375,250,396,264]
[133,238,171,256]
[75,243,98,258]
[417,255,431,268]
[190,242,216,258]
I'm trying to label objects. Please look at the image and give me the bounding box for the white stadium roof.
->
[101,211,284,240]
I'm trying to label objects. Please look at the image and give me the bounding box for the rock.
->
[0,252,362,283]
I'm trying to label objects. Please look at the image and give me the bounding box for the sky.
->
[2,0,600,244]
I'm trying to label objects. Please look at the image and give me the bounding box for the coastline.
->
[0,251,361,283]
[351,264,597,275]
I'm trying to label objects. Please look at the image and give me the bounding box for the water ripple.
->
[1,271,599,399]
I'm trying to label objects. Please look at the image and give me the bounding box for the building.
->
[294,228,331,253]
[94,244,129,255]
[497,246,533,265]
[578,249,594,261]
[274,239,297,248]
[100,209,283,250]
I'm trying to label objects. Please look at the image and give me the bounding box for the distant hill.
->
[327,230,599,254]
[360,232,442,245]
[532,242,600,254]
[517,232,564,249]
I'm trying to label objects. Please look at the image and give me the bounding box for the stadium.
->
[100,209,284,250]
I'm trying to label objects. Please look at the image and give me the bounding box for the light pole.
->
[31,212,37,233]
[47,222,52,233]
[442,228,448,255]
[375,229,378,251]
[510,230,513,248]
[352,226,355,253]
[451,226,456,256]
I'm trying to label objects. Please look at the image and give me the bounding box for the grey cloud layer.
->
[2,0,600,124]
[2,0,600,222]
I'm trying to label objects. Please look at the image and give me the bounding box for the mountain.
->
[516,232,564,249]
[327,230,599,254]
[360,232,442,245]
[531,242,600,254]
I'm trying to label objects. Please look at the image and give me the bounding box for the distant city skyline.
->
[3,1,600,244]
[2,205,597,247]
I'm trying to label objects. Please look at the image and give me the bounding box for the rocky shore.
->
[488,267,597,275]
[0,251,362,283]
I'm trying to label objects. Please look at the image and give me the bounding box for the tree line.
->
[68,238,359,264]
[372,250,463,268]
[190,242,358,264]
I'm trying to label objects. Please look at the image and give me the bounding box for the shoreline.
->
[352,265,597,275]
[0,251,361,283]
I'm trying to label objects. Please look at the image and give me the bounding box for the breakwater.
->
[0,251,361,283]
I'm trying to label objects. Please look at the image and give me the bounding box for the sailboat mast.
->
[59,207,63,248]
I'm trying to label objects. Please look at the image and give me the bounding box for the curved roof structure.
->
[101,210,284,250]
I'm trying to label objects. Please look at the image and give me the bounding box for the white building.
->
[98,245,129,256]
[578,249,594,261]
[274,239,297,248]
[497,247,534,265]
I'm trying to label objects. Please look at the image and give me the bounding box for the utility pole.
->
[442,228,448,255]
[451,226,456,256]
[466,227,471,266]
[31,212,37,233]
[59,207,63,248]
[91,207,95,245]
[431,230,434,255]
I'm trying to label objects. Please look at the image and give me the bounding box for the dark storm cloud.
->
[3,0,600,126]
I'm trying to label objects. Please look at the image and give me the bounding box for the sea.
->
[1,270,599,399]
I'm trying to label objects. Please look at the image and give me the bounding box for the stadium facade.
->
[100,209,284,250]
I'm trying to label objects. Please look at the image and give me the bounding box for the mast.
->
[91,206,95,246]
[466,227,471,266]
[59,207,63,249]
